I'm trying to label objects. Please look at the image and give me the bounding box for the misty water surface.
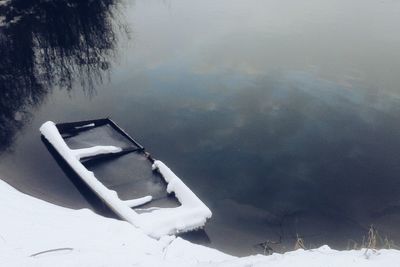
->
[1,0,400,255]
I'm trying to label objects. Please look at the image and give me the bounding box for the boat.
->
[40,118,212,238]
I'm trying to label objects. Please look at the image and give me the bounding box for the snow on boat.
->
[40,118,212,238]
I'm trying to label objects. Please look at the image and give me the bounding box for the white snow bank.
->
[40,121,211,238]
[1,179,400,267]
[0,179,228,267]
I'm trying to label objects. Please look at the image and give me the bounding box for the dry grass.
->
[258,225,399,255]
[346,225,400,251]
[294,234,306,250]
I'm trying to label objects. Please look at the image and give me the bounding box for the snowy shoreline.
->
[1,179,400,266]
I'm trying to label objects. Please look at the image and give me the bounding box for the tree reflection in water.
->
[0,0,126,151]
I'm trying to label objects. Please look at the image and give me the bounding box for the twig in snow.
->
[30,247,74,257]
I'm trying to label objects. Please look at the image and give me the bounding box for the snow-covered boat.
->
[40,118,212,238]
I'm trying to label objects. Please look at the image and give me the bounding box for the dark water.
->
[1,0,400,256]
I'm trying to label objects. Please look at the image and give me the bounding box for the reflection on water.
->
[1,0,400,256]
[0,0,125,152]
[105,68,400,254]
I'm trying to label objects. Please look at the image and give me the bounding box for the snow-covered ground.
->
[1,179,400,267]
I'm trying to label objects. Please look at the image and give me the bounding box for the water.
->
[1,0,400,256]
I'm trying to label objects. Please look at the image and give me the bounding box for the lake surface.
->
[1,0,400,256]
